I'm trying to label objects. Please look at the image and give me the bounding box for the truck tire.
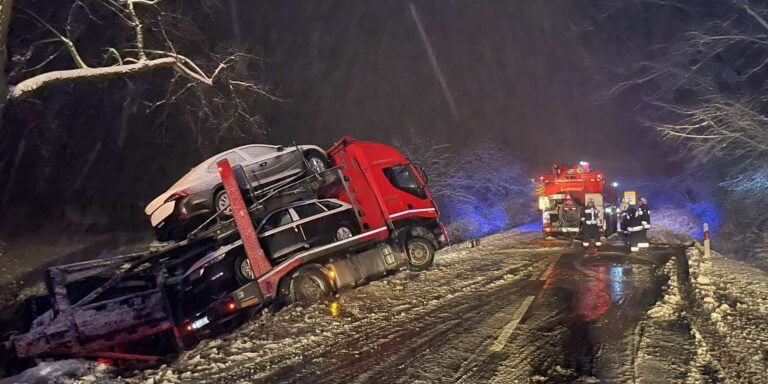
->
[291,268,333,303]
[407,237,435,271]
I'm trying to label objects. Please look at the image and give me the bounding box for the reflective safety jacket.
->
[638,203,651,229]
[581,206,600,226]
[627,206,645,232]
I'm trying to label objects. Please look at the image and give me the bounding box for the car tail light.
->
[225,299,238,313]
[165,190,189,203]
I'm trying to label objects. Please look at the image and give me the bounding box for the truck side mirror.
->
[413,162,428,184]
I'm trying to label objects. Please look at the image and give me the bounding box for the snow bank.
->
[633,255,697,383]
[646,258,681,320]
[684,244,768,382]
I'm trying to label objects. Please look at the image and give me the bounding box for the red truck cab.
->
[327,136,447,248]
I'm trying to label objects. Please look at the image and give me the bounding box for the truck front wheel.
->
[291,268,333,303]
[407,237,435,271]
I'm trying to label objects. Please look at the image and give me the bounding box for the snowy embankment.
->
[684,244,768,383]
[634,227,768,383]
[633,253,695,383]
[637,235,768,383]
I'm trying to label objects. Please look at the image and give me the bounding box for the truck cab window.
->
[383,165,426,199]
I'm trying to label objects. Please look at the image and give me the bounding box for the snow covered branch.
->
[5,0,269,104]
[653,100,768,170]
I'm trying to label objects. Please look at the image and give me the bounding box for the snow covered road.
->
[114,231,680,384]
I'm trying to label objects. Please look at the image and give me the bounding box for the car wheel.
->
[305,152,328,174]
[406,237,435,271]
[291,268,332,303]
[334,223,356,241]
[234,253,255,285]
[214,189,232,216]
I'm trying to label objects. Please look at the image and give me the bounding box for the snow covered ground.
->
[631,229,768,384]
[684,244,768,383]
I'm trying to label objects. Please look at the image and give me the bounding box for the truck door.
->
[257,208,306,261]
[381,164,428,213]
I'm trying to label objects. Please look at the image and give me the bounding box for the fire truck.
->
[1,136,447,369]
[535,162,617,237]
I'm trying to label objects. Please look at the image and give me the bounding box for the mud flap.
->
[231,281,264,309]
[390,227,410,263]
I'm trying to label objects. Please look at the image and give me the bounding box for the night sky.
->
[246,1,680,178]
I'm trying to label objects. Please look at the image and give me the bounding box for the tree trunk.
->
[0,0,14,108]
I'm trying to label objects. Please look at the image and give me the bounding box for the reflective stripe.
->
[389,208,436,219]
[585,220,597,225]
[628,226,644,232]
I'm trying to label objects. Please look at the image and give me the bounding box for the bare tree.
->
[5,0,269,104]
[599,0,768,194]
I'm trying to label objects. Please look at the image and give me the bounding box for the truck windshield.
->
[383,165,426,199]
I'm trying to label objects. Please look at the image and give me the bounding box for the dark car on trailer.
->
[171,198,358,335]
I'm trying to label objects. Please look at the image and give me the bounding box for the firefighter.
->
[618,201,629,233]
[581,199,601,247]
[637,197,651,249]
[626,204,645,252]
[620,203,633,247]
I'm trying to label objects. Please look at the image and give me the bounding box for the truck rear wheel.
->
[407,237,435,271]
[291,268,332,303]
